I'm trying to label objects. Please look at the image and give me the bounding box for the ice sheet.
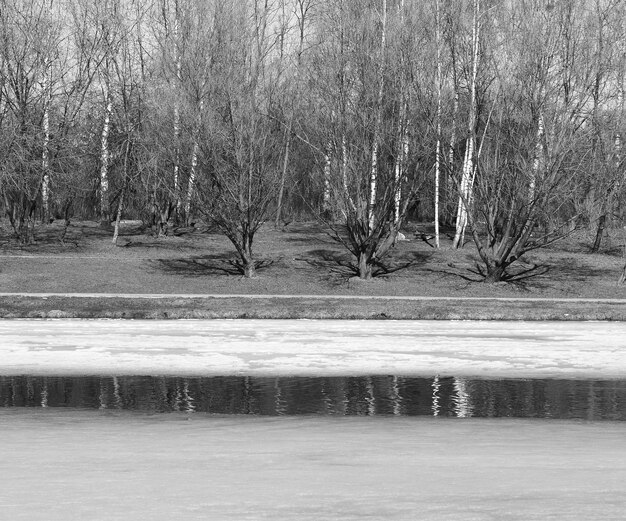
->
[0,411,625,520]
[1,319,626,377]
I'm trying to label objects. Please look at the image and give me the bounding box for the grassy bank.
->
[1,220,624,319]
[1,294,626,320]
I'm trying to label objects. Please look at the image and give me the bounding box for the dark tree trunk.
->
[357,251,373,280]
[158,207,171,237]
[484,263,506,283]
[591,214,606,253]
[241,249,256,278]
[241,234,256,278]
[243,258,256,278]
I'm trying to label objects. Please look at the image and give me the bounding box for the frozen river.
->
[2,319,626,520]
[1,319,626,378]
[1,411,626,520]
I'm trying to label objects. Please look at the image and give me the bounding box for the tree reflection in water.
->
[1,376,626,420]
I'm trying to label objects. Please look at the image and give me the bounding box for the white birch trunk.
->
[446,21,461,226]
[393,0,408,226]
[185,100,203,223]
[615,82,623,162]
[323,146,331,212]
[452,142,474,248]
[41,72,51,223]
[173,101,181,216]
[452,0,480,249]
[368,0,387,233]
[449,92,459,167]
[185,141,199,222]
[393,123,401,222]
[434,0,442,247]
[529,111,545,202]
[173,2,182,218]
[99,83,112,227]
[435,138,441,247]
[394,119,408,224]
[369,145,379,231]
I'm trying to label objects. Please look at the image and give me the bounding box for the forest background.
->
[1,0,626,288]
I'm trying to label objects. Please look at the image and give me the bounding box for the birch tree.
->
[367,0,387,233]
[451,0,480,249]
[307,0,423,279]
[94,0,123,228]
[111,1,149,244]
[587,0,626,252]
[0,0,63,242]
[460,0,596,282]
[433,0,443,247]
[176,0,217,227]
[134,0,186,235]
[49,0,110,231]
[171,0,183,224]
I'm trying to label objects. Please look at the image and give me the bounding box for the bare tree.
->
[191,0,285,277]
[433,0,443,247]
[0,0,63,242]
[111,1,149,244]
[451,0,481,249]
[306,0,428,279]
[587,0,626,252]
[274,0,312,228]
[459,0,597,282]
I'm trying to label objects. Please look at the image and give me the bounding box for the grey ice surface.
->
[1,411,625,521]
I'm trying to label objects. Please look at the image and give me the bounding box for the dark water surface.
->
[2,375,626,420]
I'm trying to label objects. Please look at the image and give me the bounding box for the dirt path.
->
[1,291,625,302]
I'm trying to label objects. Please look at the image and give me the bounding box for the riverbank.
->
[1,220,624,319]
[1,293,626,320]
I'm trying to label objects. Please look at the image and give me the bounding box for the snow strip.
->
[1,319,625,378]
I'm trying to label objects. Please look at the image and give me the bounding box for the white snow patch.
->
[0,319,626,377]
